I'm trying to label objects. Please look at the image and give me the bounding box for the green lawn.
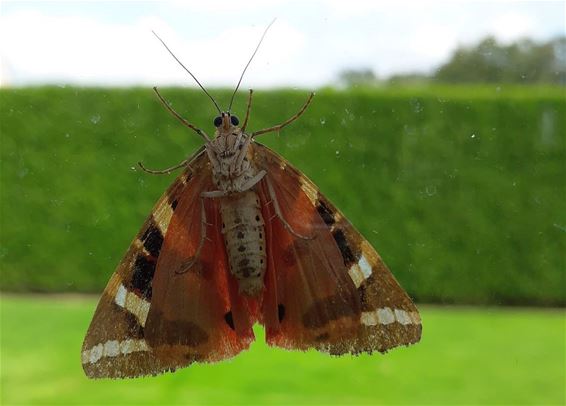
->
[0,296,564,405]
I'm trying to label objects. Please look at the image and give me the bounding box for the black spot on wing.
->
[131,254,156,300]
[332,228,357,267]
[140,221,164,257]
[278,304,286,323]
[224,311,235,330]
[316,198,335,226]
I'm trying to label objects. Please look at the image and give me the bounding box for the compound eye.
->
[213,116,222,127]
[230,115,239,126]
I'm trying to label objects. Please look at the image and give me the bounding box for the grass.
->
[1,295,564,405]
[1,86,565,305]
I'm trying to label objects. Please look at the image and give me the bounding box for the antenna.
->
[228,19,276,113]
[152,30,222,114]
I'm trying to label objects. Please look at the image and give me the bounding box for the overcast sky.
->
[1,0,564,88]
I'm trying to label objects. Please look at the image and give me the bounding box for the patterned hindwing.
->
[254,142,421,355]
[82,147,209,378]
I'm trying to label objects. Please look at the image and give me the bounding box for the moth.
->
[82,22,421,379]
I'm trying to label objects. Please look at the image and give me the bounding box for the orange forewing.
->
[254,143,422,355]
[145,158,257,367]
[82,148,258,378]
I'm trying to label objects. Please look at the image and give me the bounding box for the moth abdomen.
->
[220,190,266,296]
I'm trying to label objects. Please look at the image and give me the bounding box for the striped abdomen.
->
[220,190,266,296]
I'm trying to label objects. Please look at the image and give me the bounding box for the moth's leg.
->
[252,92,314,137]
[206,144,221,173]
[175,192,225,274]
[232,131,244,155]
[137,159,188,175]
[231,134,253,173]
[241,89,253,132]
[265,175,315,240]
[240,170,266,191]
[201,190,228,198]
[153,86,212,143]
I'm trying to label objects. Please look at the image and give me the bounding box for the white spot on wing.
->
[81,349,89,364]
[154,202,174,235]
[360,311,379,326]
[115,284,127,307]
[82,339,150,365]
[299,177,318,206]
[358,254,372,279]
[348,264,365,288]
[394,309,412,325]
[348,255,373,288]
[114,283,150,327]
[88,344,103,364]
[360,308,421,326]
[377,307,396,324]
[103,340,120,357]
[126,293,150,327]
[120,338,149,355]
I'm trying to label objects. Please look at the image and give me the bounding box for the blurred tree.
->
[338,68,379,87]
[387,72,430,86]
[434,36,566,85]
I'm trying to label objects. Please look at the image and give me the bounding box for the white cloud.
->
[489,11,539,43]
[169,0,285,12]
[0,10,160,85]
[0,1,563,87]
[0,9,305,87]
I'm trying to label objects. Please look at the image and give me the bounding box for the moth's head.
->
[213,112,240,134]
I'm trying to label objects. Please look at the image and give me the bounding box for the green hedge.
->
[1,86,564,305]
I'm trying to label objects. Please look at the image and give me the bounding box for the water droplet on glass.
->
[412,100,423,113]
[425,185,437,196]
[18,168,29,178]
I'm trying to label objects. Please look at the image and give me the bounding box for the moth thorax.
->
[219,190,267,297]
